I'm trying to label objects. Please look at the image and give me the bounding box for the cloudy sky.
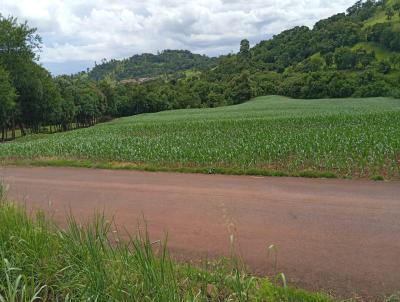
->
[0,0,355,75]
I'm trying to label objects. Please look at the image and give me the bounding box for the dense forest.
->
[1,0,400,141]
[88,50,218,81]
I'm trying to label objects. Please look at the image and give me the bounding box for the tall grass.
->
[0,183,6,202]
[0,201,335,302]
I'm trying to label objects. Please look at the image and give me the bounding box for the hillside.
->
[2,96,399,179]
[198,0,400,101]
[249,0,400,72]
[88,50,218,81]
[80,0,400,114]
[87,1,400,85]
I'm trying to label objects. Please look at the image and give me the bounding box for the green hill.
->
[82,0,400,111]
[88,50,218,81]
[183,0,400,103]
[86,1,400,88]
[249,0,400,70]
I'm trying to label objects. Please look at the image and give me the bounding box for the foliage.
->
[367,22,400,51]
[88,50,218,81]
[0,66,16,140]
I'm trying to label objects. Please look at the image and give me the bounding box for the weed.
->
[0,182,6,202]
[371,175,385,181]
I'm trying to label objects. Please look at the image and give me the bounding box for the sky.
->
[0,0,356,75]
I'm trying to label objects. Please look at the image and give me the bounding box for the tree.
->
[227,71,252,104]
[295,56,324,72]
[354,49,375,69]
[99,79,118,116]
[15,62,45,132]
[0,15,43,134]
[323,52,334,66]
[73,79,106,126]
[394,2,400,16]
[377,60,391,74]
[334,47,356,70]
[0,15,41,66]
[239,39,250,57]
[386,8,394,20]
[207,91,224,107]
[389,53,400,69]
[326,72,356,97]
[39,68,63,129]
[238,39,251,70]
[0,65,16,140]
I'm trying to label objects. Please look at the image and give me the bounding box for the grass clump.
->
[0,201,335,301]
[0,183,6,202]
[371,175,385,181]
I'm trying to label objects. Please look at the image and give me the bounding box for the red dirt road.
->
[1,167,399,300]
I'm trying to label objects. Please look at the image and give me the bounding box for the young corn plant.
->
[1,96,399,179]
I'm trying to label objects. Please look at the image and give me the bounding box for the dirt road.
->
[1,167,399,300]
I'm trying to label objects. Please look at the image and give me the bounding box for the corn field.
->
[1,96,399,178]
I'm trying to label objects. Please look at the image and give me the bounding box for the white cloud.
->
[0,0,356,74]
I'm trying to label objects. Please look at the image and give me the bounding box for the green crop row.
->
[1,96,400,179]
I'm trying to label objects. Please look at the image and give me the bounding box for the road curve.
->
[1,166,399,300]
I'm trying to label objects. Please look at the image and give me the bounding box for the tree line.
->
[0,16,112,140]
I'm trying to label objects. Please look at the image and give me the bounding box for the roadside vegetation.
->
[0,189,335,301]
[1,96,399,179]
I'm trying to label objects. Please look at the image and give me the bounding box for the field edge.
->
[2,158,393,181]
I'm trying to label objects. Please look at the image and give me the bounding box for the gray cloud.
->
[0,0,355,74]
